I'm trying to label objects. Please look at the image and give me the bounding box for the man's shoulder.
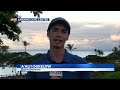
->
[31,54,47,64]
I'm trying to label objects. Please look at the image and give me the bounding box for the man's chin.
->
[53,46,62,49]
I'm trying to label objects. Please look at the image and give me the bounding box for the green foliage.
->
[94,49,104,56]
[34,53,45,58]
[114,63,120,71]
[0,11,43,66]
[85,55,108,64]
[0,52,44,67]
[0,38,10,54]
[106,51,120,63]
[30,11,42,17]
[86,48,120,79]
[0,45,9,54]
[0,11,42,41]
[93,71,120,79]
[0,11,21,41]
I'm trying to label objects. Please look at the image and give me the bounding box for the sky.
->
[1,11,120,51]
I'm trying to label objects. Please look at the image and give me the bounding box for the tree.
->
[0,45,9,54]
[30,11,42,17]
[0,38,9,54]
[119,45,120,51]
[94,49,97,55]
[65,44,76,53]
[112,46,118,53]
[22,41,30,52]
[97,50,104,57]
[0,11,42,41]
[100,50,104,56]
[94,49,104,56]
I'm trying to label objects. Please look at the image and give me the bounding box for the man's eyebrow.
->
[63,28,67,30]
[61,28,68,32]
[51,27,57,29]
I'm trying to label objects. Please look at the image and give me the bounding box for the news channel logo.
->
[10,18,49,22]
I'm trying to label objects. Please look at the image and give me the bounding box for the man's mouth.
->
[54,39,62,43]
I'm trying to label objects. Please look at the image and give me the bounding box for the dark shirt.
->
[26,49,91,79]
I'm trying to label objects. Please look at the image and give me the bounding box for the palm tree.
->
[94,49,97,55]
[118,45,120,51]
[65,44,76,53]
[22,41,30,52]
[94,49,104,56]
[112,46,118,53]
[97,50,104,57]
[100,50,104,57]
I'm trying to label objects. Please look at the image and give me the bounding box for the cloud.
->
[18,31,49,50]
[83,23,104,28]
[66,39,93,50]
[1,21,119,51]
[113,23,120,29]
[2,39,23,50]
[110,34,120,41]
[83,39,89,43]
[66,39,89,45]
[32,32,49,44]
[66,35,116,51]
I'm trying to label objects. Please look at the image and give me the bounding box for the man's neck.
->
[49,48,65,63]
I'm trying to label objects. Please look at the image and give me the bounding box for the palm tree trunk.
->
[25,46,26,52]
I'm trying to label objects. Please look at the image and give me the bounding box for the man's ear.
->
[66,36,69,40]
[47,31,49,37]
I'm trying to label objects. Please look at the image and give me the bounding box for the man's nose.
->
[56,31,62,37]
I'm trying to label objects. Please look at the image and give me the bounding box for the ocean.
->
[0,50,112,76]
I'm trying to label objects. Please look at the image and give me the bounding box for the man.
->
[26,17,91,79]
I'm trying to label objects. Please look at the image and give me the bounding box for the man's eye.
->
[52,29,57,32]
[62,30,67,33]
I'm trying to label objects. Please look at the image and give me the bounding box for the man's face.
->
[47,24,69,49]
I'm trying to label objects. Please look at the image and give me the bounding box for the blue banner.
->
[16,64,114,68]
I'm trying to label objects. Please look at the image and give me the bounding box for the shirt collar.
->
[46,49,71,63]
